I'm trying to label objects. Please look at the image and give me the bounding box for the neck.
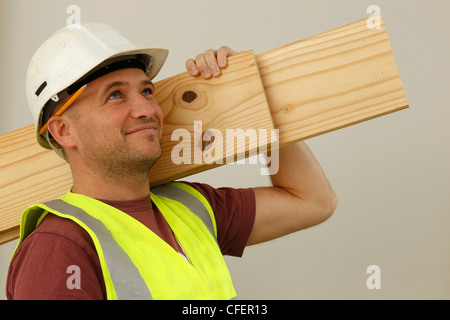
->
[70,164,151,201]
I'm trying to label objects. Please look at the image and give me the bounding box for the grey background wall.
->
[1,0,449,299]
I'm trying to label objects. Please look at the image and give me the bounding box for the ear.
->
[47,115,78,148]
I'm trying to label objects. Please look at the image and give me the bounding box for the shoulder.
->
[29,213,97,253]
[7,213,105,299]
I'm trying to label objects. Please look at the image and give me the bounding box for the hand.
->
[185,46,237,79]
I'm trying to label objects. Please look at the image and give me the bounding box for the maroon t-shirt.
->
[6,181,255,300]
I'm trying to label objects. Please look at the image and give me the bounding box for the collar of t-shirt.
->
[96,195,189,261]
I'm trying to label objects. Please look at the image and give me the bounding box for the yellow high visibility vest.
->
[13,182,237,300]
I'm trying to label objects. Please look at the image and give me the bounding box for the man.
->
[6,23,337,299]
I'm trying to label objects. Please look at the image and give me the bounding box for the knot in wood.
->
[282,104,293,113]
[182,90,198,103]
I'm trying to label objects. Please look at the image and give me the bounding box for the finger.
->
[194,53,213,79]
[216,46,236,69]
[203,49,222,77]
[185,58,200,77]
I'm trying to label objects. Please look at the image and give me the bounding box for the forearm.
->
[249,142,337,245]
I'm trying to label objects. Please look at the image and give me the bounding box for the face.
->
[62,68,164,176]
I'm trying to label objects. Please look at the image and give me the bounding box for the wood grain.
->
[0,125,72,244]
[0,15,409,244]
[256,14,408,146]
[149,50,274,185]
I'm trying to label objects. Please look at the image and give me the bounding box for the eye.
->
[108,91,122,100]
[142,87,154,96]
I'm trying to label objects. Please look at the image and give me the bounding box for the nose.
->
[129,92,161,120]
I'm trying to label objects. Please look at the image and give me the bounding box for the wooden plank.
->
[256,14,408,146]
[0,125,72,244]
[0,15,409,244]
[149,50,274,185]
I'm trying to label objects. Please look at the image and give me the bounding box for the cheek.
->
[152,102,164,128]
[79,113,124,144]
[156,107,164,126]
[101,109,130,133]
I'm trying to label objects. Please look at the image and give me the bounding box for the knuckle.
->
[204,49,216,57]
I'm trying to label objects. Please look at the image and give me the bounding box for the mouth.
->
[126,123,159,136]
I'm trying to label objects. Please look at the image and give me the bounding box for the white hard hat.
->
[26,22,169,153]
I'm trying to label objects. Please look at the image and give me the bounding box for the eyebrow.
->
[102,79,154,96]
[103,81,127,96]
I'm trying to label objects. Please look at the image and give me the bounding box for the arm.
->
[248,142,337,245]
[187,48,338,246]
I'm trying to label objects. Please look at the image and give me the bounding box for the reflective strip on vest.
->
[152,184,217,242]
[41,183,217,300]
[44,199,152,300]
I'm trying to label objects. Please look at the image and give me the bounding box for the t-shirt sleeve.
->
[179,181,256,257]
[6,214,106,300]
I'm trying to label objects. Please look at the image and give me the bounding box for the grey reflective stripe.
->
[43,199,152,300]
[152,184,217,241]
